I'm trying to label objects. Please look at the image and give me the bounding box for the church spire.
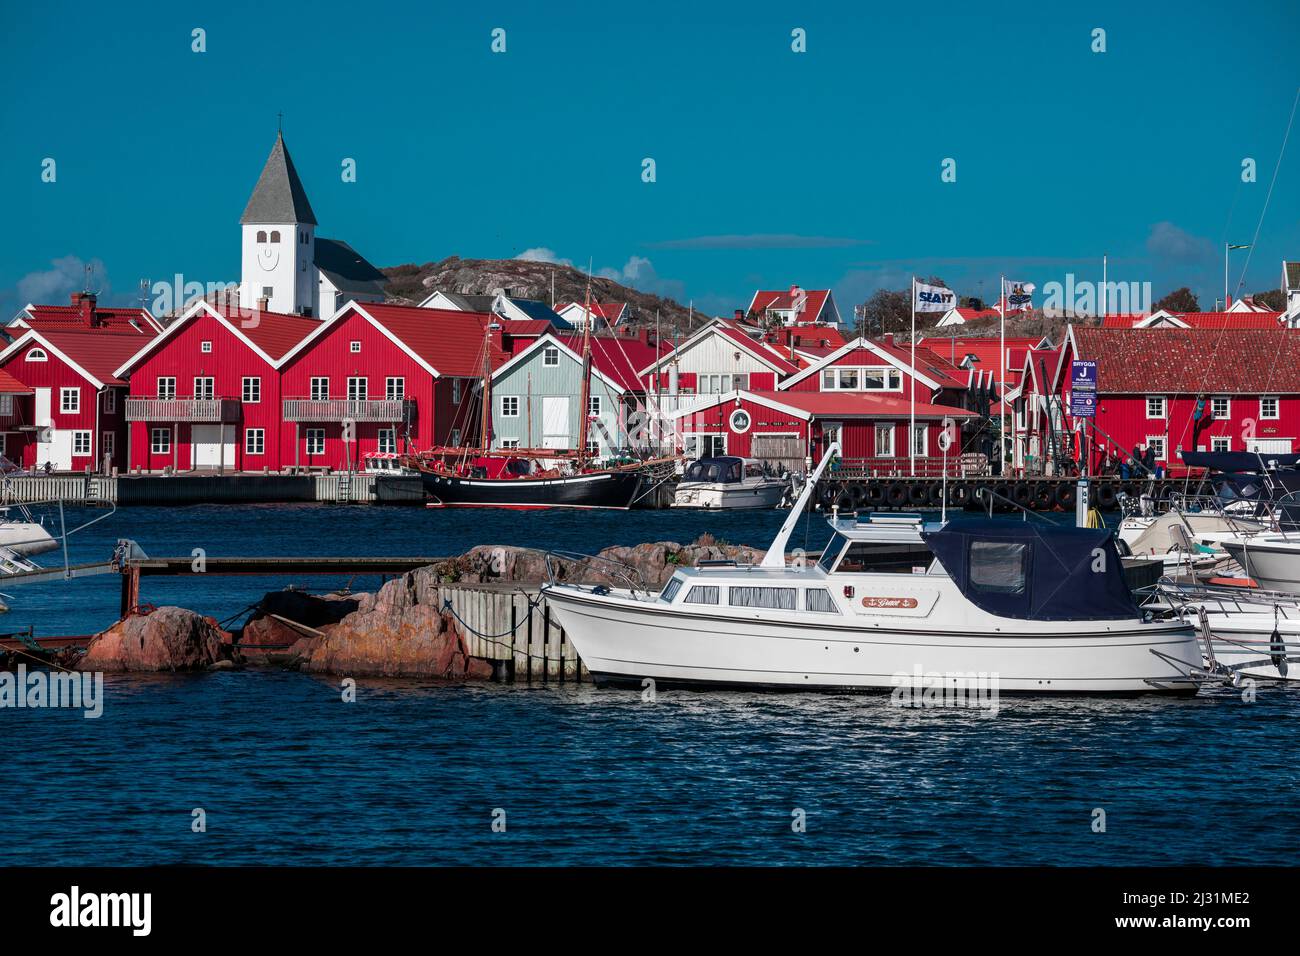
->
[240,131,317,225]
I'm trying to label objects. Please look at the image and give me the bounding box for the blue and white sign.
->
[1069,359,1097,417]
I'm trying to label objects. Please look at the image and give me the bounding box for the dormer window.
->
[269,230,281,243]
[25,348,47,362]
[256,230,267,242]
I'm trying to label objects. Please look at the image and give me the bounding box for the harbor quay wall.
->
[1,473,425,505]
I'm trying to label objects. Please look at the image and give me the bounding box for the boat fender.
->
[886,482,908,508]
[865,484,885,505]
[835,492,855,512]
[848,483,867,505]
[925,483,944,506]
[1033,484,1055,510]
[819,483,838,506]
[1054,483,1076,509]
[1012,482,1032,506]
[908,483,929,506]
[948,483,970,507]
[1271,622,1288,677]
[1095,483,1117,509]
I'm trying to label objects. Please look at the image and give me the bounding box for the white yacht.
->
[544,445,1203,694]
[672,456,789,510]
[0,506,57,557]
[1217,533,1300,593]
[1149,582,1300,682]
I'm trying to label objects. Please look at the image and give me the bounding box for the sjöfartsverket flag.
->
[1002,278,1035,310]
[914,281,956,312]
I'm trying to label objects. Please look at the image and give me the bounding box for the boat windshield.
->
[832,541,935,575]
[684,458,742,483]
[818,535,847,572]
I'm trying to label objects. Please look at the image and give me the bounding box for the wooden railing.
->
[282,399,414,422]
[829,456,977,478]
[124,398,241,422]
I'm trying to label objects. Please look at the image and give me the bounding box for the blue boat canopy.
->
[921,520,1139,621]
[1180,450,1300,472]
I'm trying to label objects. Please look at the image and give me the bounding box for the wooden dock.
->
[1,473,425,505]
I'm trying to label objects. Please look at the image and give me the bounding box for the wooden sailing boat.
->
[406,281,666,509]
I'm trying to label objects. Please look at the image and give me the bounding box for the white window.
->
[500,438,520,449]
[1261,396,1280,420]
[0,395,11,415]
[25,348,47,362]
[157,377,176,400]
[349,341,361,354]
[1211,396,1230,419]
[501,395,520,417]
[911,424,929,457]
[377,428,397,454]
[586,439,600,454]
[102,390,116,414]
[310,377,329,401]
[242,377,261,403]
[874,423,895,457]
[194,377,214,401]
[245,428,265,455]
[729,586,797,610]
[72,431,91,456]
[452,379,462,404]
[684,585,720,604]
[261,286,273,299]
[1211,436,1231,453]
[449,428,462,447]
[101,432,114,458]
[386,377,405,401]
[201,340,212,353]
[822,366,902,392]
[60,387,80,413]
[1146,396,1166,419]
[305,428,325,455]
[588,395,602,416]
[347,377,367,401]
[1146,436,1167,461]
[542,346,559,367]
[150,428,171,455]
[805,588,839,613]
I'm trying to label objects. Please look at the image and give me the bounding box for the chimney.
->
[639,327,652,347]
[71,291,97,326]
[257,295,269,313]
[734,309,744,322]
[883,333,894,346]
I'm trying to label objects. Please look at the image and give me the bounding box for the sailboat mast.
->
[577,280,594,469]
[479,322,493,453]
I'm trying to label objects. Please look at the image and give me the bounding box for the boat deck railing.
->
[543,549,655,599]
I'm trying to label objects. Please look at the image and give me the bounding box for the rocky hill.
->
[382,256,703,331]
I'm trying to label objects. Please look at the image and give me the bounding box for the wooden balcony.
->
[282,399,414,422]
[125,398,242,422]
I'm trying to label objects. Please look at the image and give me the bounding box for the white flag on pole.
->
[1002,279,1035,311]
[914,281,956,312]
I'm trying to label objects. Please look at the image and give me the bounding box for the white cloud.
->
[515,247,573,267]
[16,255,112,306]
[597,255,686,302]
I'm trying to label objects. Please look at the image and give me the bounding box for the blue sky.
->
[2,0,1298,319]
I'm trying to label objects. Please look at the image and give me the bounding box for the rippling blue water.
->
[3,504,1298,865]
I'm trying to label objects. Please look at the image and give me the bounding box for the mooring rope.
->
[439,590,563,662]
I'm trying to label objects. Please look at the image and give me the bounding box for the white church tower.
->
[240,132,318,316]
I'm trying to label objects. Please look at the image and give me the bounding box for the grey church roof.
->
[240,133,318,225]
[315,238,386,295]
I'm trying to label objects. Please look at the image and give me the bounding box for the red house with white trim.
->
[1043,324,1300,477]
[115,301,319,472]
[0,327,142,472]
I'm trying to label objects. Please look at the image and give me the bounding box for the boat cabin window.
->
[968,541,1028,595]
[833,541,934,575]
[660,578,683,602]
[804,588,838,613]
[744,462,766,480]
[729,586,797,610]
[684,585,720,604]
[818,535,848,572]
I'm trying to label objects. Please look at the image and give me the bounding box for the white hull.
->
[544,587,1202,694]
[1221,538,1300,593]
[1201,615,1300,681]
[0,521,57,556]
[672,481,786,510]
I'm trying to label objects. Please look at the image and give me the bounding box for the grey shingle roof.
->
[240,133,317,225]
[315,238,386,295]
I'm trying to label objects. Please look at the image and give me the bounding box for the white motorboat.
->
[1116,492,1269,574]
[543,444,1203,694]
[672,456,789,510]
[1147,582,1300,682]
[1218,534,1300,593]
[0,506,57,557]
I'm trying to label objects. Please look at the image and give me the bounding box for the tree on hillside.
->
[1154,287,1200,313]
[1249,289,1286,311]
[856,276,948,339]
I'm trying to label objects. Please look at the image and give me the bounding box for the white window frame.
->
[377,428,397,454]
[500,438,520,449]
[1210,436,1231,453]
[150,427,171,455]
[588,395,602,416]
[1260,396,1280,420]
[875,423,895,457]
[71,430,91,456]
[201,340,213,353]
[1145,396,1166,419]
[102,390,116,414]
[245,428,265,455]
[385,377,405,401]
[157,377,176,401]
[1211,396,1230,420]
[101,431,114,458]
[194,376,215,401]
[242,377,261,404]
[0,395,12,416]
[305,428,325,455]
[911,423,929,457]
[501,395,520,417]
[347,377,367,401]
[452,379,462,404]
[310,377,329,401]
[350,341,362,354]
[1146,435,1167,461]
[449,428,462,447]
[25,348,47,362]
[542,346,560,367]
[60,387,80,414]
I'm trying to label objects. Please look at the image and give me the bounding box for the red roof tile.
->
[754,390,975,419]
[360,303,505,377]
[32,330,154,386]
[1172,311,1282,329]
[0,368,33,394]
[19,303,160,335]
[749,288,833,324]
[555,334,673,391]
[1070,327,1300,393]
[207,304,321,361]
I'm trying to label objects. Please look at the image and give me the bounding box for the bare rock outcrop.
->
[78,607,235,672]
[304,602,491,680]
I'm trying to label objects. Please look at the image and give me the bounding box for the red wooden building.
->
[1043,324,1300,476]
[115,300,320,472]
[0,326,142,472]
[278,302,499,470]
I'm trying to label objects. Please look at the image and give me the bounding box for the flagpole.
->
[1102,253,1107,318]
[999,274,1007,477]
[910,276,916,477]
